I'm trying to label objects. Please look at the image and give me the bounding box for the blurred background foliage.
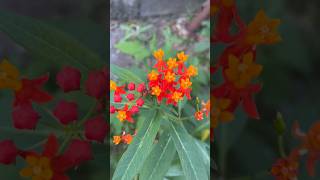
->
[0,0,107,179]
[213,0,320,179]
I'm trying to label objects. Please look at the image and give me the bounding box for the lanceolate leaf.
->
[0,11,103,73]
[111,64,144,84]
[112,110,161,180]
[194,139,210,175]
[140,131,176,180]
[169,121,209,180]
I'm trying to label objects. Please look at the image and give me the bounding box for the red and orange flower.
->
[147,49,197,106]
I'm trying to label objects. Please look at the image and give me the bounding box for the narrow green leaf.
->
[169,121,208,180]
[0,11,103,73]
[140,131,176,180]
[115,40,150,61]
[111,64,144,83]
[194,139,210,175]
[112,110,161,180]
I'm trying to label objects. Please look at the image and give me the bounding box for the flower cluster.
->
[110,81,145,123]
[112,131,134,145]
[147,49,197,106]
[211,1,281,130]
[0,59,109,180]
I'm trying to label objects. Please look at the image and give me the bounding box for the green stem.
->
[78,101,97,127]
[25,139,48,150]
[0,127,57,136]
[58,134,72,154]
[36,104,64,130]
[278,135,286,158]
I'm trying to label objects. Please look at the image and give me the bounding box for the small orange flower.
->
[153,49,164,60]
[113,136,121,145]
[306,122,320,151]
[165,71,175,82]
[177,51,188,62]
[180,78,192,89]
[148,70,158,81]
[245,10,281,45]
[171,91,183,102]
[225,52,262,88]
[167,58,178,69]
[293,121,320,176]
[151,86,162,97]
[0,59,22,91]
[194,111,204,121]
[201,100,210,117]
[211,96,234,128]
[122,134,133,144]
[20,155,53,180]
[110,80,117,91]
[117,110,127,122]
[186,65,198,77]
[110,80,126,95]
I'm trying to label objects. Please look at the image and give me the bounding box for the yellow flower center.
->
[177,52,188,62]
[20,156,53,180]
[180,78,192,89]
[167,58,178,69]
[172,91,183,102]
[165,72,175,82]
[110,80,117,91]
[260,25,270,34]
[117,111,127,122]
[0,60,22,91]
[148,70,158,81]
[238,63,248,72]
[153,49,164,60]
[0,71,7,78]
[151,86,161,97]
[187,66,198,77]
[113,136,121,145]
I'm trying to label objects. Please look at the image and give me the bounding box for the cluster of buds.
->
[110,81,145,123]
[211,0,281,129]
[147,49,197,106]
[0,60,109,180]
[112,131,134,145]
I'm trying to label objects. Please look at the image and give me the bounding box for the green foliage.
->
[112,110,161,180]
[140,131,176,180]
[110,64,144,84]
[168,120,209,180]
[115,40,150,61]
[0,11,103,74]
